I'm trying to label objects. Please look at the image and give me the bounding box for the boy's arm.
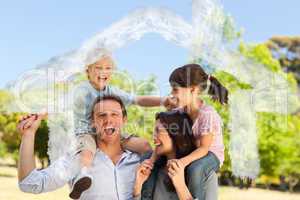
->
[135,96,163,107]
[180,133,213,167]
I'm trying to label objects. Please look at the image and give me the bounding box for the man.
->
[18,95,143,200]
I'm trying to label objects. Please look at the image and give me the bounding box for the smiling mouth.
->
[97,76,108,81]
[154,142,162,147]
[104,127,116,135]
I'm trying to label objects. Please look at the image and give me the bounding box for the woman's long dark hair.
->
[169,63,229,104]
[155,110,196,191]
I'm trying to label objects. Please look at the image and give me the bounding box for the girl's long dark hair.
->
[155,110,196,191]
[169,63,229,104]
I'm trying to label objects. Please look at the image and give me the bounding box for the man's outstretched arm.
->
[17,114,78,194]
[18,114,46,181]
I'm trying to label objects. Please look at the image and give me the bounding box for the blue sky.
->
[0,0,299,94]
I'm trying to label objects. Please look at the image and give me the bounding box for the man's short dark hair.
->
[90,95,128,119]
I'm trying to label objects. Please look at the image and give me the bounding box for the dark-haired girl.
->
[167,63,228,199]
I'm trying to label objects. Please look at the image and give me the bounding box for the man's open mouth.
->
[104,127,116,135]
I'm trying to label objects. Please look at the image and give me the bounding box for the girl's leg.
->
[186,152,220,200]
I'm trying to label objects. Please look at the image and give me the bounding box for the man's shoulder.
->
[124,150,142,160]
[140,151,153,162]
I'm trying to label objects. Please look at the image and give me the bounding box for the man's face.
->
[92,99,126,144]
[87,56,114,90]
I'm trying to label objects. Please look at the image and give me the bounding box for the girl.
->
[167,63,228,199]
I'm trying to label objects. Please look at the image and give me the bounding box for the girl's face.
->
[153,120,174,156]
[171,86,195,107]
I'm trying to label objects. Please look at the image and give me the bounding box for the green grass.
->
[1,166,299,200]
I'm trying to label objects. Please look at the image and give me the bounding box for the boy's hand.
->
[163,96,178,111]
[17,113,48,137]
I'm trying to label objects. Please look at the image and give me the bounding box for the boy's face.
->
[87,56,114,90]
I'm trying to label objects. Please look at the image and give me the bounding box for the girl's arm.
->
[180,133,213,167]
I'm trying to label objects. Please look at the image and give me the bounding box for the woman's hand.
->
[167,159,194,200]
[133,159,153,197]
[167,159,186,187]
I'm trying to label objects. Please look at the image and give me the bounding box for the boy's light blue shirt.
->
[73,81,136,135]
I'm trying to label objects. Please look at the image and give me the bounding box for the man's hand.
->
[17,113,48,136]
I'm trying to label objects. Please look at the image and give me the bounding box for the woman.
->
[133,110,218,200]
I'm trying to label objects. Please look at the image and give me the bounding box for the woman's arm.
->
[174,183,194,200]
[133,159,153,197]
[167,160,194,200]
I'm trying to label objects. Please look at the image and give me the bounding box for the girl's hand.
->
[167,159,186,186]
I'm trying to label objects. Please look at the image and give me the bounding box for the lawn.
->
[1,166,299,200]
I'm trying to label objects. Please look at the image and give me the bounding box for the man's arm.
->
[17,114,46,181]
[17,114,78,194]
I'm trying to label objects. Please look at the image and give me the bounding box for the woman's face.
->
[153,120,174,156]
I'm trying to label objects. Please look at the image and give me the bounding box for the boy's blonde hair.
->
[85,48,116,69]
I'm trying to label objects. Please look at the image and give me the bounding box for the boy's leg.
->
[69,134,96,199]
[77,134,97,168]
[186,152,220,200]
